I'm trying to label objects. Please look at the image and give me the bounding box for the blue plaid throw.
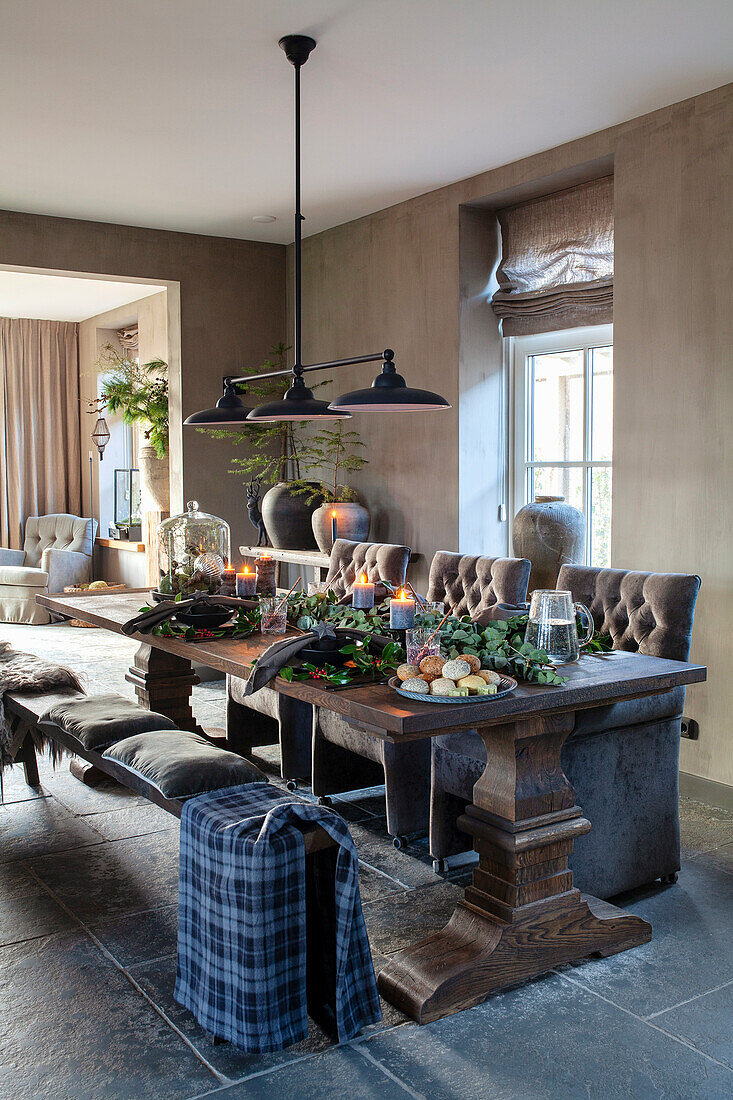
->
[174,783,381,1052]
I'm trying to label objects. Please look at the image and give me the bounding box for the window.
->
[512,325,613,566]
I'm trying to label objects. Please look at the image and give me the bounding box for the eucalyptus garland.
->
[284,595,567,685]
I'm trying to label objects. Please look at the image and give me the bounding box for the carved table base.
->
[378,712,652,1023]
[125,643,203,733]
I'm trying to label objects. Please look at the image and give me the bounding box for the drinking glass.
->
[415,600,443,627]
[524,589,594,664]
[308,581,329,597]
[406,627,441,667]
[259,596,287,635]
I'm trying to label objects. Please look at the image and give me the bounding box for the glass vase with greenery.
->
[97,343,169,457]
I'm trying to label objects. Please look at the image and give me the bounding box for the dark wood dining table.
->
[39,588,707,1024]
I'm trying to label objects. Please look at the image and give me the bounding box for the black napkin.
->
[245,626,392,696]
[121,595,255,636]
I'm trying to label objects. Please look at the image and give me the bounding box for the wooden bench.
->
[4,689,335,855]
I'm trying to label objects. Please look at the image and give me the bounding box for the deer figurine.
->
[246,479,268,547]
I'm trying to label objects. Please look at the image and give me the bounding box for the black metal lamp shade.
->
[329,352,451,413]
[246,375,351,422]
[183,381,252,427]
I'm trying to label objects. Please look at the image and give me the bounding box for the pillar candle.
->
[219,565,237,596]
[352,571,375,610]
[389,588,415,630]
[256,553,276,596]
[331,508,338,547]
[236,565,257,598]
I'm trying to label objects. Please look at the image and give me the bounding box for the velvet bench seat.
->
[5,691,335,858]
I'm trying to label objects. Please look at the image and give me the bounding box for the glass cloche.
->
[157,501,231,597]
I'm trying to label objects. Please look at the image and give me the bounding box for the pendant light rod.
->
[279,34,316,378]
[226,349,393,389]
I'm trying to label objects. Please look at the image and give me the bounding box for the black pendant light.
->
[247,35,350,423]
[184,34,450,427]
[329,349,452,413]
[183,379,251,427]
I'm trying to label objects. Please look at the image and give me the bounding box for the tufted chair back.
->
[557,565,701,662]
[326,539,410,599]
[23,515,96,568]
[427,552,531,619]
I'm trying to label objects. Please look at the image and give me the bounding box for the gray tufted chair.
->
[226,539,411,785]
[430,565,701,896]
[427,551,531,621]
[312,553,532,844]
[0,514,97,624]
[327,539,410,601]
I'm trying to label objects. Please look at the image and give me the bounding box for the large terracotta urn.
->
[311,501,370,554]
[261,482,323,550]
[512,495,585,593]
[137,444,170,513]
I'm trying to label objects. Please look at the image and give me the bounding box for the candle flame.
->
[399,588,408,602]
[331,509,336,518]
[243,565,250,575]
[359,572,368,584]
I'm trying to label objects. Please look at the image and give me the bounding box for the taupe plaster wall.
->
[0,211,286,554]
[294,84,733,787]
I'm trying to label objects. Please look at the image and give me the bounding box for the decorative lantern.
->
[91,416,111,459]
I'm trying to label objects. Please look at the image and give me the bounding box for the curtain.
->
[0,318,81,549]
[117,324,139,354]
[491,175,613,335]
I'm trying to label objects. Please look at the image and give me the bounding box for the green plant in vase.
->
[96,343,169,457]
[293,422,370,551]
[198,343,331,548]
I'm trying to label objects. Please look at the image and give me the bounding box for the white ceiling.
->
[1,0,731,245]
[0,271,166,322]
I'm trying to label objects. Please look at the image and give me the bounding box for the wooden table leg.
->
[125,642,203,733]
[378,712,651,1024]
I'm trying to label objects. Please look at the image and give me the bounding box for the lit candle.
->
[389,587,415,630]
[352,571,375,610]
[236,564,257,598]
[331,508,338,547]
[256,552,276,596]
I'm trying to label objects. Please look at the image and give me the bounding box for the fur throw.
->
[0,642,84,767]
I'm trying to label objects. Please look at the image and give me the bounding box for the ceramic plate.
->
[388,674,517,704]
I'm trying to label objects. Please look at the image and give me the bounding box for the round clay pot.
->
[138,443,170,513]
[311,501,370,553]
[512,495,585,593]
[261,482,323,549]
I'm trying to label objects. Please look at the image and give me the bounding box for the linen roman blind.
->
[491,175,613,336]
[117,324,139,353]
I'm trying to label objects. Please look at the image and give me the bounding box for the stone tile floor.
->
[1,622,732,1098]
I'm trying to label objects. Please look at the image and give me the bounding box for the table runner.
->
[174,783,381,1052]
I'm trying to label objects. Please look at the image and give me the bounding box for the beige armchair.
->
[0,514,97,624]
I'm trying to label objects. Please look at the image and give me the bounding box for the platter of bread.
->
[389,654,516,704]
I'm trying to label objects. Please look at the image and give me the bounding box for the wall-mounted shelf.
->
[96,537,146,554]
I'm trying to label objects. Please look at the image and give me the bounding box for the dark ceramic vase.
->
[512,495,586,593]
[261,482,323,550]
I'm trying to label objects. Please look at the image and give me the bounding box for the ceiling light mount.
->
[278,34,317,68]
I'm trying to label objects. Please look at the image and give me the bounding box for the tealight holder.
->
[259,596,287,635]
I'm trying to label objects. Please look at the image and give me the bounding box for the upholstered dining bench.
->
[4,690,334,856]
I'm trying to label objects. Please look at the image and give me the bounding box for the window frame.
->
[511,324,613,567]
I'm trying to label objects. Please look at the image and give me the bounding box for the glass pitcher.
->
[524,590,594,665]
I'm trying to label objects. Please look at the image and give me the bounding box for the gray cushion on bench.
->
[40,693,177,752]
[103,730,264,799]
